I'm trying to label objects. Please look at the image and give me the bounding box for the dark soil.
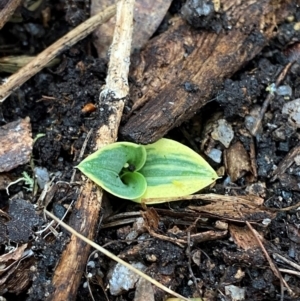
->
[0,1,300,301]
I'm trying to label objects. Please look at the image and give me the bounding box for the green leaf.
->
[77,142,147,199]
[137,138,218,203]
[77,138,218,204]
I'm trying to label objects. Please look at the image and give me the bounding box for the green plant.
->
[6,171,34,195]
[77,138,218,204]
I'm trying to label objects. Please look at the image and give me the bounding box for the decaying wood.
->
[0,4,116,103]
[120,0,293,144]
[46,1,134,300]
[46,181,101,301]
[0,117,32,172]
[229,224,261,251]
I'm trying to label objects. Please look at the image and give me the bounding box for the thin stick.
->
[273,253,300,272]
[0,4,116,102]
[95,0,134,148]
[44,210,190,301]
[278,269,300,277]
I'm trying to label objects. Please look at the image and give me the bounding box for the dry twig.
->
[0,0,23,30]
[278,269,300,277]
[273,253,300,272]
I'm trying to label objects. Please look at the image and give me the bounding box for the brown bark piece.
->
[120,0,292,144]
[224,141,251,182]
[0,117,33,172]
[229,224,260,251]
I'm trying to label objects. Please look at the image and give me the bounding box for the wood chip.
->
[229,224,260,250]
[224,141,251,182]
[0,117,33,172]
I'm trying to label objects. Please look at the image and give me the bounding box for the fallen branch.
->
[0,4,116,102]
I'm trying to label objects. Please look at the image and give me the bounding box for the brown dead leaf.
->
[91,0,172,57]
[0,255,34,294]
[0,117,33,172]
[224,141,251,182]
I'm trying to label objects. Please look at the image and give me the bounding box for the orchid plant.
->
[77,138,218,204]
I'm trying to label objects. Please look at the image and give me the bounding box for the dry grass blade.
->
[44,210,190,301]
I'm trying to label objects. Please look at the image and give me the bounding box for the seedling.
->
[6,171,34,195]
[77,138,218,204]
[33,133,46,144]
